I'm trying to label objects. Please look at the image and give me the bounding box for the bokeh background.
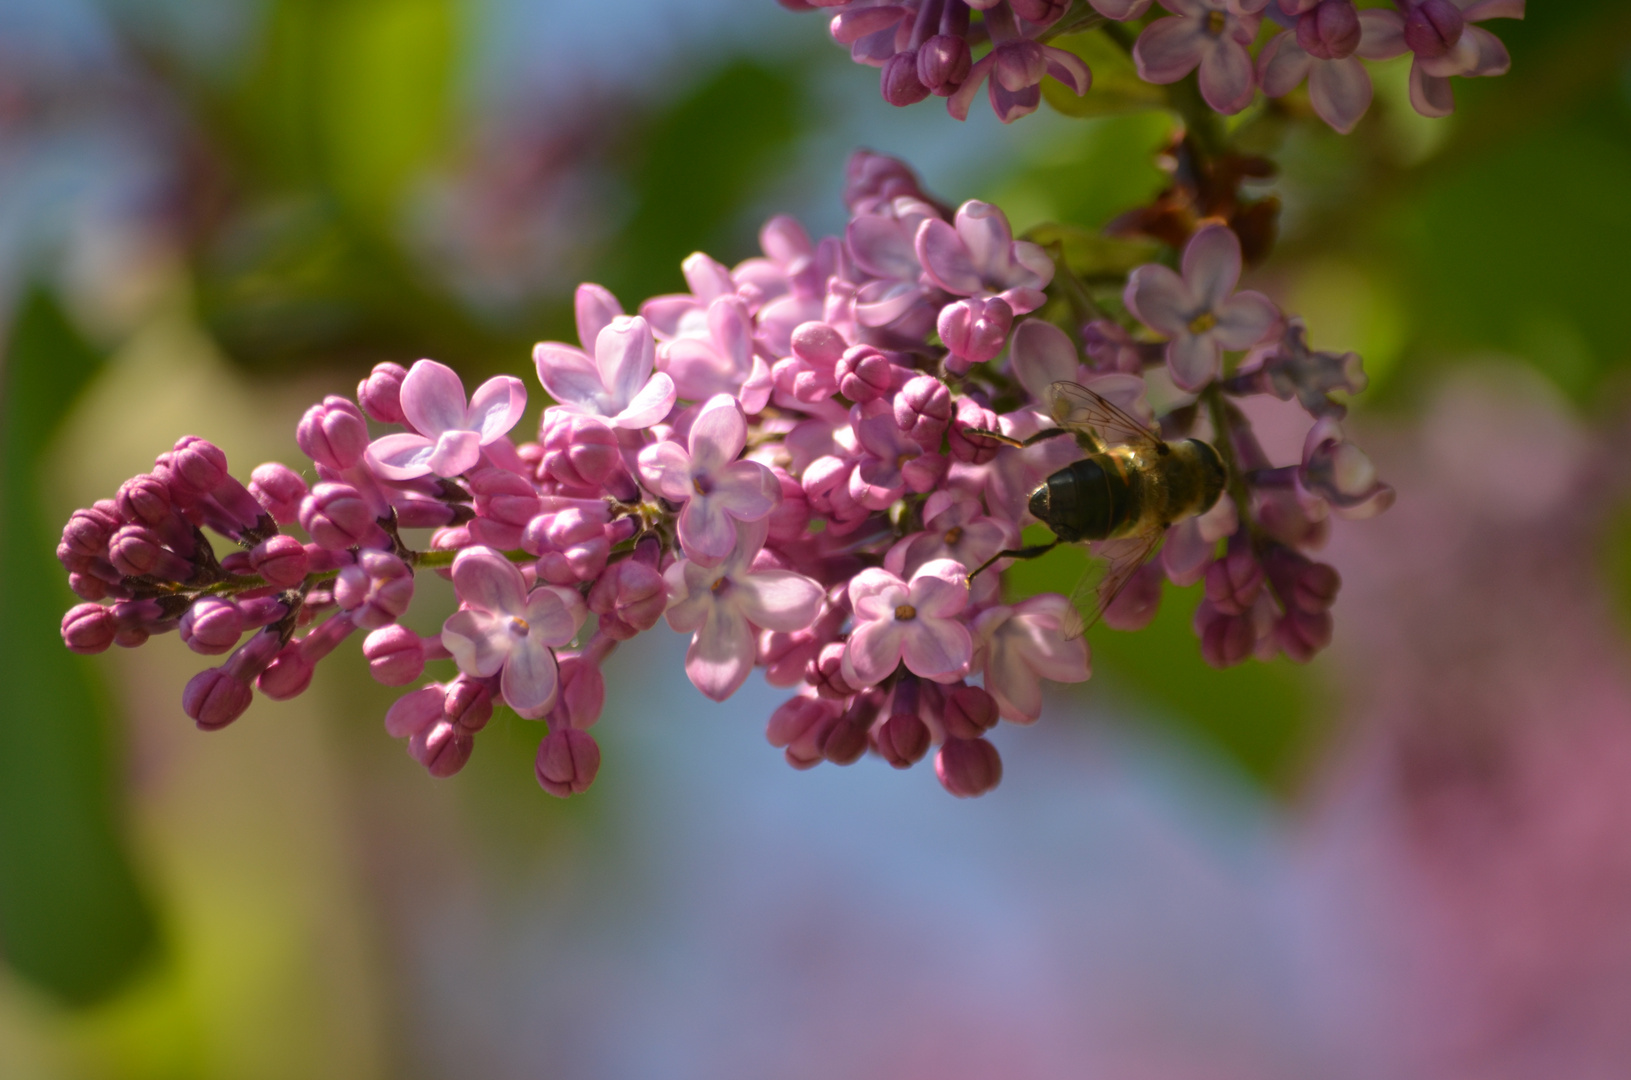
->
[2,1,1631,1077]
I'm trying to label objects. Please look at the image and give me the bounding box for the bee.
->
[968,380,1228,636]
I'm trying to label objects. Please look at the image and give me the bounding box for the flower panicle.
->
[57,151,1388,798]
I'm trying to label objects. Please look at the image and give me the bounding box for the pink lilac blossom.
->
[55,151,1387,798]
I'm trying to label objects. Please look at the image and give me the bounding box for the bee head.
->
[1185,438,1228,511]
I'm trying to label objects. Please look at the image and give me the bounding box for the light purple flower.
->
[973,594,1091,724]
[365,359,527,480]
[848,403,948,510]
[915,200,1053,315]
[1133,0,1262,115]
[885,491,1017,579]
[639,252,737,341]
[846,196,942,328]
[656,296,773,414]
[532,289,676,429]
[1356,0,1521,119]
[1257,0,1377,134]
[637,395,778,564]
[945,6,1090,124]
[664,521,824,702]
[441,546,586,718]
[1124,223,1280,391]
[842,559,973,688]
[1298,416,1395,519]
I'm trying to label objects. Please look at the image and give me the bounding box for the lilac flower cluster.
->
[57,151,1388,798]
[785,0,1524,132]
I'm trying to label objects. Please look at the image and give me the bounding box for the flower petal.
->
[1257,32,1312,97]
[595,315,656,410]
[1043,45,1091,96]
[502,637,559,714]
[688,395,748,475]
[686,602,755,701]
[734,569,824,633]
[1410,64,1456,118]
[847,214,920,281]
[533,343,608,411]
[849,568,910,623]
[1308,55,1373,135]
[1183,224,1243,313]
[1008,319,1080,401]
[451,545,528,616]
[900,617,973,682]
[610,371,676,429]
[366,432,437,480]
[523,585,585,646]
[1355,8,1407,60]
[679,496,739,564]
[1133,16,1207,84]
[841,618,906,688]
[467,375,527,443]
[1167,333,1222,391]
[400,359,469,436]
[915,218,983,296]
[1125,263,1195,336]
[1212,290,1281,350]
[908,559,972,619]
[711,460,777,521]
[946,53,995,122]
[442,608,510,678]
[425,428,484,477]
[574,282,622,352]
[637,439,695,503]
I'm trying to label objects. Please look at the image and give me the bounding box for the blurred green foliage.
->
[0,292,158,1005]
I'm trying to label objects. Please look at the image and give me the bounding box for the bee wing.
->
[1064,532,1164,641]
[1046,380,1163,453]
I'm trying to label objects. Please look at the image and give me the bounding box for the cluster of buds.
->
[784,0,1524,131]
[57,151,1389,797]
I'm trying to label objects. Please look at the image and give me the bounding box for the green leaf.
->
[1042,29,1167,119]
[1025,222,1161,277]
[0,291,159,1005]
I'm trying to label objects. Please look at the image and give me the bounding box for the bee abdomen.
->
[1029,455,1132,543]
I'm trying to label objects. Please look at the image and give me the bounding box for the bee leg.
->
[963,427,1074,450]
[967,541,1059,580]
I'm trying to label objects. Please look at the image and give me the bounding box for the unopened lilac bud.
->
[183,667,253,730]
[237,594,291,627]
[1204,547,1264,617]
[297,396,370,471]
[1277,606,1332,663]
[821,691,881,765]
[552,655,607,729]
[257,644,314,700]
[470,467,541,528]
[385,684,445,738]
[444,676,494,734]
[61,503,122,557]
[935,737,1003,798]
[410,720,473,778]
[943,684,998,740]
[180,597,244,655]
[947,397,1002,465]
[68,571,124,602]
[168,436,229,497]
[115,474,193,554]
[299,482,387,550]
[1195,601,1255,669]
[249,534,308,588]
[938,297,1013,365]
[223,626,284,683]
[767,693,839,770]
[527,508,610,585]
[917,34,971,96]
[108,524,194,582]
[895,375,953,447]
[208,474,272,539]
[881,50,930,106]
[62,603,117,654]
[587,558,666,639]
[1296,0,1361,60]
[535,728,601,797]
[876,681,930,768]
[109,598,164,647]
[540,414,622,491]
[361,625,426,685]
[766,468,811,541]
[835,345,898,403]
[357,361,408,424]
[809,640,857,700]
[249,463,309,525]
[334,550,413,629]
[1403,0,1464,59]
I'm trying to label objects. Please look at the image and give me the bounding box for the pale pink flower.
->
[885,491,1017,580]
[973,594,1091,724]
[915,201,1053,316]
[842,559,973,688]
[441,546,586,718]
[665,521,824,702]
[1133,0,1263,115]
[365,359,527,480]
[1124,224,1281,391]
[656,296,773,414]
[638,395,779,565]
[532,287,676,429]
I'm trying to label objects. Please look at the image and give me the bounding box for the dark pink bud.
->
[115,474,193,554]
[334,549,413,629]
[917,34,971,96]
[249,534,309,588]
[108,524,194,582]
[535,728,601,797]
[540,413,622,490]
[168,436,229,497]
[183,668,253,731]
[1010,0,1067,21]
[894,374,953,447]
[297,396,370,471]
[385,684,445,738]
[835,345,899,403]
[68,571,124,602]
[942,684,998,740]
[223,626,284,682]
[821,692,881,765]
[587,558,667,639]
[237,594,291,627]
[61,503,122,557]
[809,640,857,700]
[800,455,852,515]
[552,655,607,729]
[1404,0,1464,59]
[528,507,611,585]
[875,711,930,769]
[881,50,930,106]
[299,482,387,550]
[1263,546,1340,614]
[357,362,408,424]
[180,597,244,655]
[1204,548,1264,617]
[444,676,494,734]
[410,720,474,778]
[1194,601,1255,669]
[1276,606,1332,663]
[249,463,309,525]
[766,468,811,541]
[469,467,540,528]
[360,625,423,685]
[947,397,1002,465]
[257,644,315,700]
[935,737,1003,798]
[938,296,1013,365]
[110,598,164,646]
[208,474,272,538]
[767,693,840,770]
[1296,0,1361,60]
[62,603,117,654]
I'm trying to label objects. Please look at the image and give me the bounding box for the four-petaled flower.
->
[442,546,586,718]
[366,360,527,480]
[533,288,677,429]
[915,201,1054,316]
[973,595,1092,724]
[664,521,825,701]
[842,559,974,688]
[1134,0,1264,115]
[1124,223,1281,392]
[637,394,778,564]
